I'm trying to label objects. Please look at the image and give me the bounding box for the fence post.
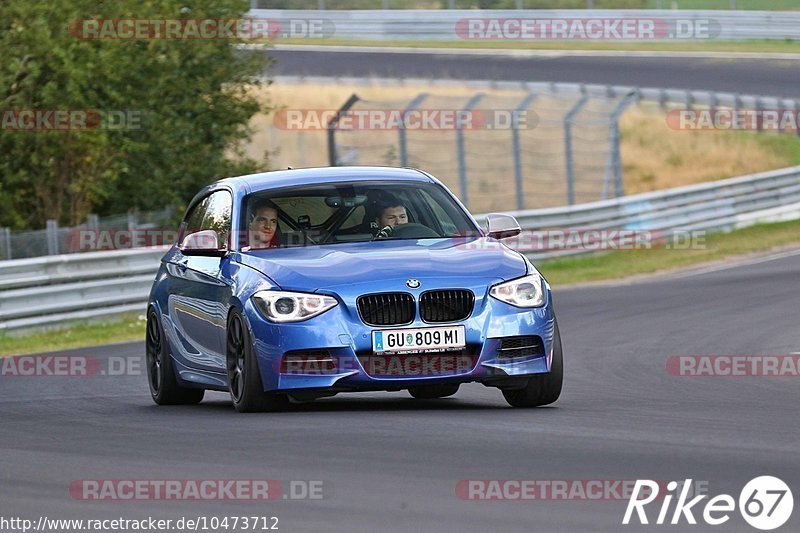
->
[795,100,800,138]
[398,93,429,167]
[603,92,638,200]
[1,227,10,260]
[298,131,307,168]
[755,96,763,132]
[327,94,360,166]
[87,214,99,230]
[456,92,485,209]
[46,219,59,255]
[586,0,594,7]
[318,0,326,9]
[512,92,538,211]
[563,94,589,206]
[127,212,138,231]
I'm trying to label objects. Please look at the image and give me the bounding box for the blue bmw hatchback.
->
[146,166,562,412]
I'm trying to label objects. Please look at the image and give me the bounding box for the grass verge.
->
[538,218,800,286]
[0,313,146,357]
[274,38,800,55]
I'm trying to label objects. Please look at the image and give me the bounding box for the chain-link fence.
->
[0,207,177,261]
[326,87,636,213]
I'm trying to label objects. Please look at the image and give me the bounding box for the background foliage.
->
[0,0,270,229]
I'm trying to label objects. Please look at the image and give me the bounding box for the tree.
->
[0,0,270,229]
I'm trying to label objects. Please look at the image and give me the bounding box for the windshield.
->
[240,180,480,250]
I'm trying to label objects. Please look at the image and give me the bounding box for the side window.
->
[180,191,233,247]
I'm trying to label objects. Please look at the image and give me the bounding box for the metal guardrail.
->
[2,165,800,332]
[249,9,800,41]
[477,165,800,259]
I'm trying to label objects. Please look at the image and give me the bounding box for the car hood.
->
[236,237,527,292]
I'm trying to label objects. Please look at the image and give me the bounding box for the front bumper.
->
[246,280,556,393]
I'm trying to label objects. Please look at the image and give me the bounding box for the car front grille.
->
[419,289,474,323]
[498,336,545,359]
[357,293,415,326]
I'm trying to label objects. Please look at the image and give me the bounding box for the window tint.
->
[181,190,233,247]
[241,181,479,250]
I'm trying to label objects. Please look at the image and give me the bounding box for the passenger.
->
[248,199,281,249]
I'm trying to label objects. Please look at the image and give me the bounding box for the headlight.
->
[489,273,545,308]
[253,290,338,323]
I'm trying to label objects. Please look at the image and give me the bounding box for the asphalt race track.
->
[2,251,798,532]
[265,47,800,98]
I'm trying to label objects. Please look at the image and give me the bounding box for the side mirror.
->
[485,213,521,240]
[180,229,228,257]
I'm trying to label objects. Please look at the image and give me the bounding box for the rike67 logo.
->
[624,476,793,530]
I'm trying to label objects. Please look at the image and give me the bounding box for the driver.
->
[374,197,408,233]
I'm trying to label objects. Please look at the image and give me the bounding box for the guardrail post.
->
[755,97,763,132]
[604,92,638,200]
[563,94,589,206]
[127,212,138,231]
[327,94,360,166]
[46,219,59,255]
[87,214,99,230]
[512,92,538,211]
[795,101,800,138]
[1,227,10,260]
[456,92,485,209]
[318,0,326,9]
[586,0,594,7]
[399,93,429,167]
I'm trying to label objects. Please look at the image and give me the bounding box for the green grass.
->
[538,218,800,286]
[755,133,800,167]
[0,313,146,357]
[3,218,800,355]
[275,37,800,54]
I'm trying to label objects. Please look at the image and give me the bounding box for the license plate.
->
[372,325,465,355]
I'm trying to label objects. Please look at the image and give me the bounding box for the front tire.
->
[226,310,289,413]
[145,309,204,405]
[502,321,563,408]
[408,384,460,399]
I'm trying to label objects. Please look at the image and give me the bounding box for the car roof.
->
[222,166,434,194]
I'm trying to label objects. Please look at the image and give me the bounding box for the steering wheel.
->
[376,223,440,240]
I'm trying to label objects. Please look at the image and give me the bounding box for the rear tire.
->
[146,309,205,406]
[408,384,460,399]
[226,310,289,413]
[502,320,563,408]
